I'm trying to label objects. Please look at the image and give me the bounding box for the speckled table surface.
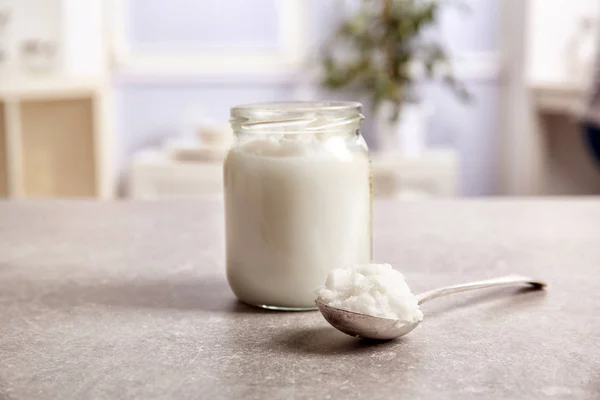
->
[0,199,599,399]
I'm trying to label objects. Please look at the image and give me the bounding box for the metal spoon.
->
[316,274,546,340]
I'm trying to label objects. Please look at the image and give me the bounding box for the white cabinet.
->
[526,0,598,111]
[129,149,459,200]
[0,0,114,198]
[0,79,114,198]
[371,151,459,199]
[516,0,600,196]
[130,150,223,199]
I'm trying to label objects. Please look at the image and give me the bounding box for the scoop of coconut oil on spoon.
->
[315,265,546,340]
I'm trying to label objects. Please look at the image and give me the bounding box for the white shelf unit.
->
[0,0,113,198]
[525,0,595,116]
[130,150,223,199]
[531,83,585,115]
[503,0,600,195]
[371,150,459,199]
[0,78,114,198]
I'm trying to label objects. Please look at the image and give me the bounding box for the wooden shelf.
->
[20,98,97,197]
[0,83,113,199]
[0,0,112,198]
[0,77,105,101]
[531,82,586,114]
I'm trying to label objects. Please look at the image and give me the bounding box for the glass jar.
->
[225,101,372,310]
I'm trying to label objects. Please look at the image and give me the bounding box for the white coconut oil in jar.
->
[225,101,372,310]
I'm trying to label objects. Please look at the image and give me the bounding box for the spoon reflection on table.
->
[316,274,547,340]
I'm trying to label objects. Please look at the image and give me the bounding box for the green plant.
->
[321,0,470,121]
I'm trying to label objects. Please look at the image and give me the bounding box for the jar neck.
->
[230,101,364,137]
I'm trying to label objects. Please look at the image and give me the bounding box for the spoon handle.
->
[415,274,546,305]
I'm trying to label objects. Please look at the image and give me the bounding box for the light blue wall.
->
[128,0,282,51]
[116,0,501,196]
[423,82,501,196]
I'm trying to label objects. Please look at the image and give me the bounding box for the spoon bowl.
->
[316,300,421,340]
[316,274,546,340]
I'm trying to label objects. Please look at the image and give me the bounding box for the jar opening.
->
[230,101,364,135]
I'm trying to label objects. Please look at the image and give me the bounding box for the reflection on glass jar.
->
[225,101,373,310]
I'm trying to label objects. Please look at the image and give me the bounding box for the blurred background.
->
[0,0,598,200]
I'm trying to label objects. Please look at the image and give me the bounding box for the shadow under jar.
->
[225,101,373,310]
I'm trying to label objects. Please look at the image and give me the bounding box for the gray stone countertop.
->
[0,199,599,399]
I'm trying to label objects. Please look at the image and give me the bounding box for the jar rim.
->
[230,101,364,134]
[231,101,362,118]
